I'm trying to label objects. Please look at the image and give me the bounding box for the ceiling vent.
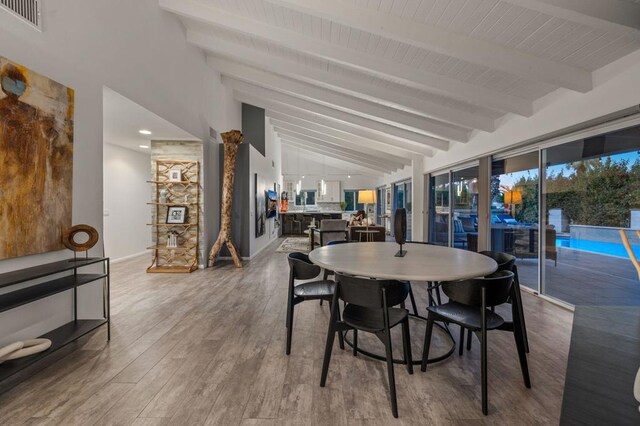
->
[1,0,42,31]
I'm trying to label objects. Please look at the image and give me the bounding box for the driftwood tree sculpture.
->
[208,130,243,268]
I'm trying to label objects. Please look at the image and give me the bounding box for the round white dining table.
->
[309,242,499,365]
[309,242,498,282]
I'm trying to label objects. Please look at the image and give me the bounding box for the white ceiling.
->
[160,0,640,173]
[103,87,198,154]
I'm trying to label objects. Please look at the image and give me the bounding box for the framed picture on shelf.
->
[166,206,188,224]
[168,168,182,182]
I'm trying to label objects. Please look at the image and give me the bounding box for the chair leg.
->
[512,267,530,353]
[320,313,337,388]
[480,330,488,415]
[467,329,473,351]
[458,326,465,356]
[427,287,435,307]
[401,318,413,375]
[512,301,532,389]
[352,329,358,357]
[420,315,435,372]
[382,329,398,418]
[336,304,345,350]
[435,286,442,306]
[285,297,294,356]
[408,285,419,316]
[481,295,488,415]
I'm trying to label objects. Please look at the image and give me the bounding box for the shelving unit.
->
[147,160,200,273]
[0,257,110,391]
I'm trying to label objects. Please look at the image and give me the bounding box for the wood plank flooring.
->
[0,241,574,425]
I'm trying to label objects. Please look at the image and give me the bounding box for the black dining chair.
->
[320,272,413,418]
[461,251,530,355]
[420,270,530,415]
[406,241,441,311]
[286,252,344,355]
[319,240,351,306]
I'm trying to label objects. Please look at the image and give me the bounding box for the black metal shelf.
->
[0,319,107,389]
[0,257,110,394]
[0,257,107,289]
[0,273,107,313]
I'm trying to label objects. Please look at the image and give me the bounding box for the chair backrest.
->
[335,272,409,309]
[288,252,321,280]
[441,270,514,308]
[320,219,347,231]
[620,230,640,280]
[453,219,465,234]
[479,251,516,272]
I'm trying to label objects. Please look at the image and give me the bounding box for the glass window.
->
[429,173,450,246]
[394,180,412,240]
[491,152,539,291]
[344,190,364,211]
[453,166,479,251]
[542,125,640,305]
[295,190,316,206]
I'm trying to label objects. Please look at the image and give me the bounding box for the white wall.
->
[0,0,240,346]
[249,123,282,257]
[103,144,151,261]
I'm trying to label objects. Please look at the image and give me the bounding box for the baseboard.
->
[216,237,281,262]
[110,251,148,264]
[248,236,281,260]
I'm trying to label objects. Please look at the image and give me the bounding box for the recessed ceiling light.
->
[302,175,305,178]
[139,129,152,135]
[139,145,149,149]
[348,175,351,178]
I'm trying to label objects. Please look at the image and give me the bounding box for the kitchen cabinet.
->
[317,180,341,202]
[283,181,295,198]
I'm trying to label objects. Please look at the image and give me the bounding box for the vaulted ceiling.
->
[161,0,640,174]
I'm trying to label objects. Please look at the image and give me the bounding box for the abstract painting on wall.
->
[0,57,74,260]
[255,173,266,238]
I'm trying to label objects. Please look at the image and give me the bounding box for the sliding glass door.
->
[429,173,449,246]
[452,166,479,251]
[542,125,640,305]
[429,166,479,250]
[491,153,539,290]
[394,180,412,241]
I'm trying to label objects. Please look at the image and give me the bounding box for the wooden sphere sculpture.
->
[62,224,99,252]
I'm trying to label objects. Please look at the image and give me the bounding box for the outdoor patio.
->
[517,247,640,306]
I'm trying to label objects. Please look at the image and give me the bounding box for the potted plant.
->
[340,201,347,212]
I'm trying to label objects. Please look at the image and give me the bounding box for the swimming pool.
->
[556,238,640,259]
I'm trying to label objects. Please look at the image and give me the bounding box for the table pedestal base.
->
[341,314,456,365]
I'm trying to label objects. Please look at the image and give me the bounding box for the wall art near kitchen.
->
[0,57,74,260]
[255,173,266,238]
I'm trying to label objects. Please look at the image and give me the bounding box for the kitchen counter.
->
[280,211,346,215]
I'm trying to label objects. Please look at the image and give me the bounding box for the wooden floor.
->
[0,241,574,425]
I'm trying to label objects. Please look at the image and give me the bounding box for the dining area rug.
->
[276,237,310,253]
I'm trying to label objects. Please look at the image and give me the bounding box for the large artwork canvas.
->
[255,174,266,238]
[0,57,74,260]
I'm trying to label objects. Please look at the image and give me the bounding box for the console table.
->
[0,257,110,393]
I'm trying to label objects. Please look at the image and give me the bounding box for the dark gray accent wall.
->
[242,103,266,156]
[218,103,266,258]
